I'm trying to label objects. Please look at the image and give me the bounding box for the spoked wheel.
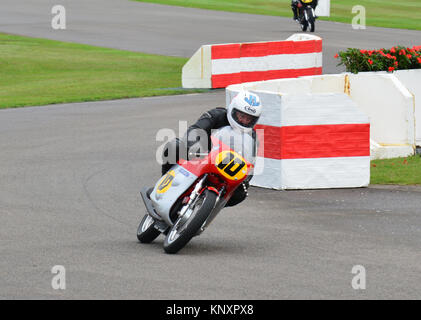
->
[300,20,308,32]
[163,190,217,254]
[309,18,315,32]
[137,214,161,243]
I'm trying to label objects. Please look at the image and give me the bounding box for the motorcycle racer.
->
[160,90,262,207]
[291,0,318,21]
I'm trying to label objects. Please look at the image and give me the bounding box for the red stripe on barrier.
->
[294,40,323,55]
[240,40,322,57]
[211,73,243,88]
[211,40,322,60]
[211,44,241,60]
[211,67,322,88]
[254,124,370,160]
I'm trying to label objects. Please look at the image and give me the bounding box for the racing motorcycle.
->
[137,126,256,254]
[296,0,317,32]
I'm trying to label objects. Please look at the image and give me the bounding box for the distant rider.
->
[291,0,318,21]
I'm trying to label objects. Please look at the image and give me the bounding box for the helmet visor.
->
[231,109,259,128]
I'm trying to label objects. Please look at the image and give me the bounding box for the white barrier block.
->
[370,143,415,160]
[307,74,347,94]
[281,157,369,189]
[182,34,322,89]
[181,45,211,88]
[234,90,371,190]
[281,93,369,126]
[348,73,415,147]
[227,71,417,162]
[394,69,421,147]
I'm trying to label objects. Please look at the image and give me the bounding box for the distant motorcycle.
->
[137,126,255,254]
[296,0,317,32]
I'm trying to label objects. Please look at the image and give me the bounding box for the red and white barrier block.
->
[182,34,322,89]
[227,87,371,190]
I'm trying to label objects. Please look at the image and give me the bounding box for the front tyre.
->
[163,190,217,254]
[308,17,315,32]
[137,214,161,243]
[300,20,308,32]
[307,8,315,32]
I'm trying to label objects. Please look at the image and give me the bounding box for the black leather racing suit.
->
[161,107,257,207]
[291,0,318,20]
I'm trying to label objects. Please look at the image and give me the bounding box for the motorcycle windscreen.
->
[211,126,256,165]
[150,164,198,225]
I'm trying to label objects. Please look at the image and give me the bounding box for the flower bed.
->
[335,46,421,74]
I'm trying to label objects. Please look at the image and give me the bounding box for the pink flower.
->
[334,53,339,59]
[418,57,421,64]
[390,47,396,53]
[368,59,373,65]
[388,67,395,72]
[407,54,412,59]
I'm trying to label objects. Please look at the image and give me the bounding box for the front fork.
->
[302,6,316,22]
[195,186,226,236]
[305,7,316,21]
[176,174,226,236]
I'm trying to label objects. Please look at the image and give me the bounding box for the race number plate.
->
[215,151,248,181]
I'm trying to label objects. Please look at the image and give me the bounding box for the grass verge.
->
[134,0,421,31]
[370,155,421,185]
[0,33,204,109]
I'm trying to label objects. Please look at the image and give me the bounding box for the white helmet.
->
[227,90,262,133]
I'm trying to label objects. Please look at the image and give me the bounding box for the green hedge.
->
[335,46,421,74]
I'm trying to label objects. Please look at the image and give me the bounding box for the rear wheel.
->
[163,190,217,254]
[137,214,161,243]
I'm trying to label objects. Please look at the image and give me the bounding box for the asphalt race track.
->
[1,1,421,299]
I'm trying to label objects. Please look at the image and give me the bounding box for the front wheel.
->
[308,18,315,32]
[306,8,315,32]
[137,214,161,243]
[163,190,217,254]
[300,20,308,32]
